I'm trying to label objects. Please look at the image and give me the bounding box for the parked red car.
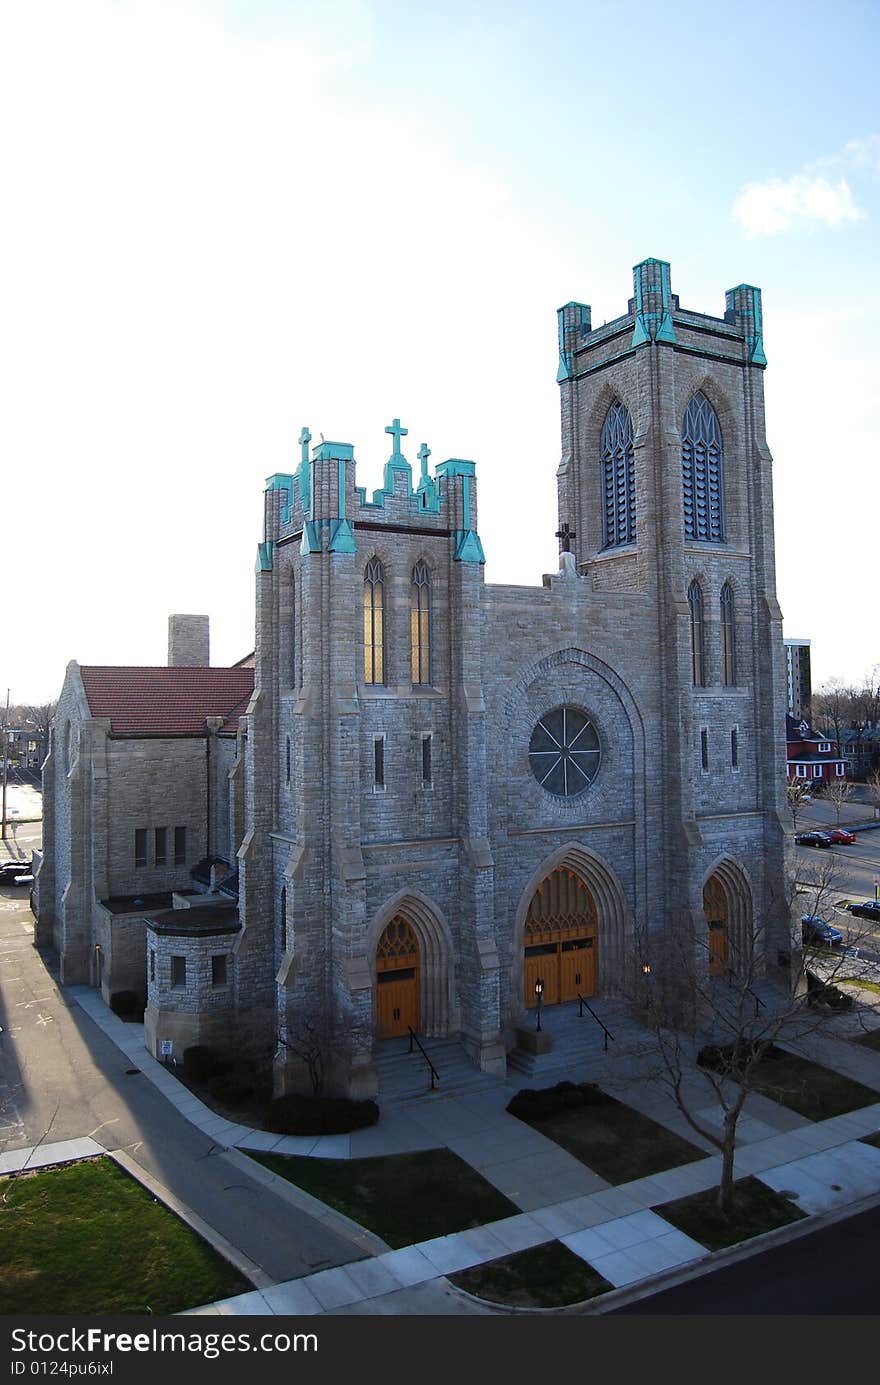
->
[827,829,856,845]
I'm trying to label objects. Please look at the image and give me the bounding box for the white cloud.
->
[733,173,864,238]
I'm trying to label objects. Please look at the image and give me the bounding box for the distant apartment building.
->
[784,638,811,720]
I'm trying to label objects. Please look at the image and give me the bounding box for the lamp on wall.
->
[534,976,544,1032]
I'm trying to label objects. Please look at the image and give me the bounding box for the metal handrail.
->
[726,969,765,1019]
[408,1027,440,1090]
[576,994,614,1051]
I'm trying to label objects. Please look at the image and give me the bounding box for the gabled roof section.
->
[80,666,255,736]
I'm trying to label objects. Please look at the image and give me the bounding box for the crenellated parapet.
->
[260,417,485,565]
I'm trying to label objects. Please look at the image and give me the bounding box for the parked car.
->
[794,831,833,849]
[0,861,32,882]
[847,899,880,921]
[801,915,843,947]
[827,829,856,845]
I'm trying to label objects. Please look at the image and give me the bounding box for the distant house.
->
[786,714,846,786]
[836,724,880,781]
[3,727,47,772]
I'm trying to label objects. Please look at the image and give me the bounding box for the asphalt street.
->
[0,889,371,1285]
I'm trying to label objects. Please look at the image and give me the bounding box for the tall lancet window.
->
[601,401,636,548]
[411,561,432,685]
[689,580,706,687]
[682,392,724,542]
[363,558,385,685]
[720,581,737,686]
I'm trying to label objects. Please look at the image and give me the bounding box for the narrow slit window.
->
[174,825,187,866]
[731,726,739,769]
[374,736,385,790]
[701,727,709,772]
[134,828,147,869]
[211,954,227,988]
[154,826,167,866]
[170,955,186,989]
[421,733,432,787]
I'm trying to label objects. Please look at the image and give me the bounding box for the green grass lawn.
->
[745,1045,879,1120]
[510,1091,706,1184]
[247,1148,518,1248]
[656,1176,806,1251]
[450,1240,612,1308]
[0,1158,251,1315]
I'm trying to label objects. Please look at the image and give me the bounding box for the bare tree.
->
[823,777,854,826]
[277,1004,335,1096]
[785,779,811,835]
[866,769,880,821]
[812,678,849,759]
[625,896,877,1218]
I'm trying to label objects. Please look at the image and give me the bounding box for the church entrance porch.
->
[524,867,598,1007]
[376,916,420,1038]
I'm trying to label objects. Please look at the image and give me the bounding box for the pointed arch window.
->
[411,561,432,685]
[682,392,724,542]
[689,580,706,687]
[601,401,636,548]
[720,581,737,686]
[363,558,385,685]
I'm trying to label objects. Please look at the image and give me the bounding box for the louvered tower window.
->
[411,561,431,685]
[720,581,737,686]
[682,392,724,542]
[689,580,706,687]
[601,401,636,548]
[363,558,385,685]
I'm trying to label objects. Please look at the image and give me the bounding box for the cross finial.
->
[385,417,408,458]
[299,425,311,466]
[418,442,431,481]
[556,522,576,553]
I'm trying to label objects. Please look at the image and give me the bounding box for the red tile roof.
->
[80,667,254,736]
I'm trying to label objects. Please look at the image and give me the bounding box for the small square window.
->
[170,955,186,988]
[174,825,187,866]
[155,827,167,867]
[211,954,227,987]
[134,828,147,869]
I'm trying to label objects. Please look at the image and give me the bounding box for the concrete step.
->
[376,1036,502,1108]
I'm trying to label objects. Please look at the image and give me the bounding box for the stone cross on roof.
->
[385,417,408,458]
[418,442,431,481]
[299,425,311,466]
[556,522,576,553]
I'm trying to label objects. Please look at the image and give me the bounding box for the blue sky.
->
[1,0,877,700]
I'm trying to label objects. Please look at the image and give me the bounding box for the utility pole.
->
[1,688,9,841]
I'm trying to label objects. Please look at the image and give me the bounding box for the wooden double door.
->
[524,867,598,1007]
[704,876,729,976]
[376,917,420,1038]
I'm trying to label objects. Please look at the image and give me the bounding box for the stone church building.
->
[36,258,789,1097]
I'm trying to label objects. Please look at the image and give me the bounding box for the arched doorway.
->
[703,875,729,976]
[376,917,420,1037]
[524,867,598,1007]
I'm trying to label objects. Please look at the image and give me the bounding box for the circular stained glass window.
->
[528,706,600,798]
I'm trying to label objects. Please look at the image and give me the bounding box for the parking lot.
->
[795,788,880,964]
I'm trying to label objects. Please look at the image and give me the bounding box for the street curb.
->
[221,1145,389,1259]
[106,1147,274,1290]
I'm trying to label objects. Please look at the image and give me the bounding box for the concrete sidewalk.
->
[34,984,879,1315]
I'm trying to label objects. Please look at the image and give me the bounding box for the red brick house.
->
[786,714,846,786]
